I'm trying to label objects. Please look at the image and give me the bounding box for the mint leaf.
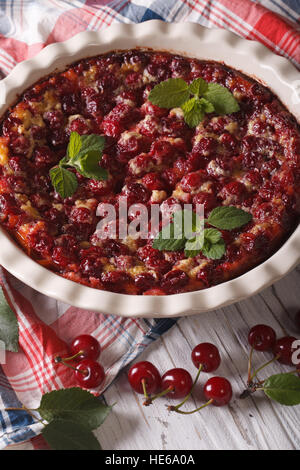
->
[203,83,240,115]
[263,374,300,406]
[67,132,82,161]
[75,134,106,161]
[204,228,222,244]
[50,166,78,199]
[185,235,204,258]
[173,209,202,237]
[73,151,108,181]
[0,287,18,352]
[148,78,190,108]
[201,237,226,260]
[152,222,186,251]
[181,98,205,128]
[153,210,204,252]
[207,206,252,230]
[42,419,102,450]
[198,97,215,113]
[37,388,112,431]
[189,77,208,96]
[185,228,225,259]
[66,134,106,180]
[50,133,107,197]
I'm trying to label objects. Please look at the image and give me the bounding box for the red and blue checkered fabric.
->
[0,0,299,449]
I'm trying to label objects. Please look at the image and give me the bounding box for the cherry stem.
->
[56,358,88,376]
[284,369,300,375]
[141,379,149,400]
[4,405,46,426]
[55,350,84,363]
[173,364,203,411]
[248,354,280,384]
[143,386,174,406]
[168,398,214,414]
[247,346,254,384]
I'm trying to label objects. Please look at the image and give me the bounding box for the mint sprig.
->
[50,132,108,198]
[153,206,252,260]
[148,77,240,128]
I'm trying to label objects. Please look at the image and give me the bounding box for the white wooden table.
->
[99,266,300,451]
[8,266,300,450]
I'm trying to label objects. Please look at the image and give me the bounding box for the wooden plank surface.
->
[6,267,300,450]
[97,267,300,450]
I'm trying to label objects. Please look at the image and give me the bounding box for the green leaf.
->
[181,98,205,128]
[42,419,102,450]
[152,222,186,251]
[184,235,204,258]
[37,387,112,431]
[204,228,222,244]
[67,132,82,161]
[75,134,106,161]
[148,78,190,108]
[153,210,204,252]
[198,97,215,113]
[201,237,226,260]
[263,373,300,406]
[73,151,108,181]
[207,206,252,230]
[173,209,202,236]
[189,77,208,97]
[203,82,240,115]
[66,134,107,181]
[0,287,18,352]
[184,228,225,259]
[50,166,78,199]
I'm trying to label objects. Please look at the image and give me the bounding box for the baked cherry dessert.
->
[0,49,299,295]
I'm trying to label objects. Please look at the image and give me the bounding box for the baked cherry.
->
[203,377,233,406]
[191,343,221,372]
[75,359,105,389]
[248,324,277,351]
[161,368,193,399]
[273,336,298,365]
[128,361,161,395]
[70,334,101,361]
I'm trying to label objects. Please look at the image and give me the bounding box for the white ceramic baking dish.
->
[0,20,299,317]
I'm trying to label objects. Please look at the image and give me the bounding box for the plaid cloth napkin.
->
[0,0,299,450]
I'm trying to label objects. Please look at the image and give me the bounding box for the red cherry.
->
[161,368,193,399]
[248,324,277,351]
[191,343,221,372]
[128,361,161,395]
[273,336,298,365]
[75,359,105,389]
[70,334,101,361]
[203,377,232,406]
